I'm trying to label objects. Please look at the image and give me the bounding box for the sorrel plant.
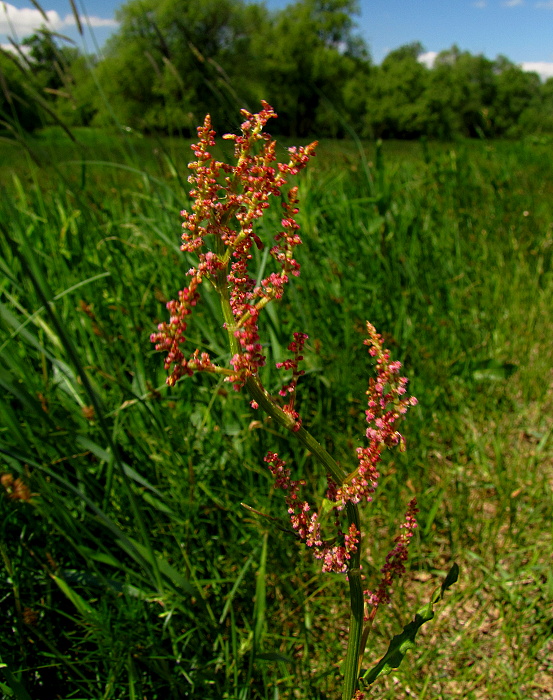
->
[151,102,454,699]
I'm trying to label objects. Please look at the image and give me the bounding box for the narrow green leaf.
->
[361,564,459,687]
[76,436,168,500]
[253,532,268,651]
[67,0,83,34]
[219,554,255,624]
[256,652,294,663]
[115,536,195,596]
[51,574,102,625]
[0,656,32,700]
[62,568,152,600]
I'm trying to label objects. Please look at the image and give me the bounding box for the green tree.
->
[53,52,98,127]
[491,58,542,136]
[0,50,43,132]
[22,31,80,91]
[259,0,369,136]
[364,42,429,138]
[19,30,94,127]
[93,0,368,137]
[423,47,496,138]
[521,76,553,135]
[93,0,270,133]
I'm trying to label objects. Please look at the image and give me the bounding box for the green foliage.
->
[492,63,542,137]
[0,30,95,135]
[256,0,367,137]
[21,30,81,93]
[364,43,428,138]
[0,50,43,132]
[91,0,367,137]
[92,0,270,132]
[361,44,552,139]
[4,0,553,139]
[423,48,496,138]
[361,564,459,687]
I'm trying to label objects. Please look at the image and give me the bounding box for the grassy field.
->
[1,124,552,699]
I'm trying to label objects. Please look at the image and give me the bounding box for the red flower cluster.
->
[264,452,359,574]
[151,104,419,596]
[364,498,419,612]
[151,102,317,388]
[331,322,418,510]
[275,331,308,430]
[264,323,418,574]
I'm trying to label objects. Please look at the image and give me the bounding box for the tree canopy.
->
[2,0,553,139]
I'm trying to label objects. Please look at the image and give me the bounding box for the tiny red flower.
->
[151,103,317,389]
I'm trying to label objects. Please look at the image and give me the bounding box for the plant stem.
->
[244,375,364,699]
[217,283,364,698]
[342,503,363,700]
[245,375,347,484]
[215,271,347,484]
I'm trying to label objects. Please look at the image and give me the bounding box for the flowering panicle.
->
[264,322,418,578]
[264,452,359,574]
[151,101,317,389]
[364,498,419,613]
[332,322,418,510]
[150,103,423,697]
[275,331,308,429]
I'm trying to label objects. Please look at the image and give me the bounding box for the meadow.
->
[0,124,552,699]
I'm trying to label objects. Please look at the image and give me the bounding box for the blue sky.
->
[2,0,553,79]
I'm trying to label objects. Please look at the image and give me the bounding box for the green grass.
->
[1,127,552,699]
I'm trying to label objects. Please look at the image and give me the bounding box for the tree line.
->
[1,0,553,139]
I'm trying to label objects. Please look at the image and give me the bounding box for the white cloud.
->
[0,3,117,38]
[521,61,553,80]
[503,0,524,6]
[535,0,553,7]
[472,1,487,7]
[418,51,438,68]
[63,14,119,29]
[1,41,30,55]
[416,53,553,81]
[0,4,63,34]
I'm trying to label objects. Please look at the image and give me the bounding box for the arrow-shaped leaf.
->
[361,563,459,687]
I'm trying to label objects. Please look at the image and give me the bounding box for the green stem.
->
[214,267,347,485]
[213,253,240,359]
[244,375,364,699]
[342,503,363,700]
[245,375,347,484]
[216,285,364,699]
